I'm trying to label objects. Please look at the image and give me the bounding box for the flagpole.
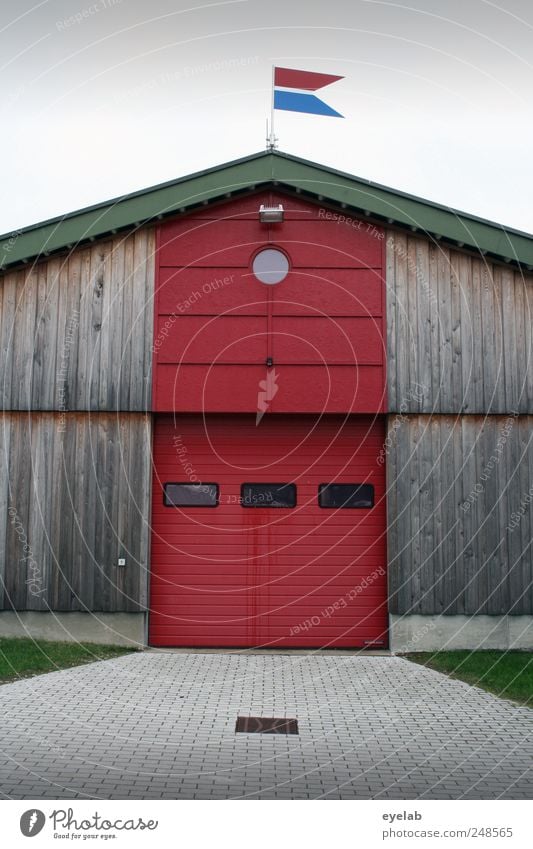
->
[269,65,277,150]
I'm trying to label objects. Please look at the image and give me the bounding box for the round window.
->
[252,248,289,285]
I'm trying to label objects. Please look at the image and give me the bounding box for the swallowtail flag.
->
[273,67,344,118]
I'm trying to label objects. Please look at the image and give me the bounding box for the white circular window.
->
[252,248,289,285]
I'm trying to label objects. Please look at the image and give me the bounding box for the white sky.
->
[1,0,533,235]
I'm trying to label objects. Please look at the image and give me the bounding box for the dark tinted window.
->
[241,483,296,508]
[164,483,219,507]
[319,483,374,508]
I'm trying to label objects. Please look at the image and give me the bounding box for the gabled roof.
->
[1,150,532,271]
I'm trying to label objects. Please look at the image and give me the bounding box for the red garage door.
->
[149,414,388,648]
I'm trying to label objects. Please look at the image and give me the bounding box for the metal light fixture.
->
[259,204,284,223]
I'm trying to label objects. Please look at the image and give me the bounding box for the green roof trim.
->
[1,150,532,270]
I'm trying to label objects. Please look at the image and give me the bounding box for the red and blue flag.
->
[273,67,344,118]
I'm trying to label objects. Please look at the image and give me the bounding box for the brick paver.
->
[0,652,531,799]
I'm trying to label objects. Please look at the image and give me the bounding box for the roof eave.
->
[1,150,532,270]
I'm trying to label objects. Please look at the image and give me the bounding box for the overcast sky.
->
[2,0,532,235]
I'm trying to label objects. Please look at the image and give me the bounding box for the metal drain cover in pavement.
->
[235,716,299,734]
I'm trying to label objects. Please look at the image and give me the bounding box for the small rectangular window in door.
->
[319,483,374,508]
[164,483,219,507]
[241,483,296,508]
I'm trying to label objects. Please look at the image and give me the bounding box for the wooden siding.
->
[0,412,151,612]
[387,414,533,615]
[386,231,533,414]
[0,229,155,412]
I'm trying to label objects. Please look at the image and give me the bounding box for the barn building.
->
[0,151,532,651]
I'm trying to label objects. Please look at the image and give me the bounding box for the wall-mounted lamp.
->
[259,204,284,223]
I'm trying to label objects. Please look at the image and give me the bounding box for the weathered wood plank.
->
[57,414,77,610]
[481,415,503,615]
[95,415,115,611]
[26,417,50,610]
[472,419,490,614]
[406,237,418,405]
[0,417,11,608]
[450,252,464,412]
[525,269,533,414]
[129,232,145,414]
[512,270,528,413]
[54,258,71,420]
[415,239,431,412]
[75,249,93,410]
[427,241,441,409]
[385,234,397,411]
[88,245,106,410]
[109,236,127,410]
[97,243,114,410]
[439,416,459,613]
[455,252,472,412]
[40,258,61,411]
[17,270,38,408]
[488,264,506,413]
[436,244,453,412]
[522,417,533,613]
[139,414,152,608]
[0,271,17,408]
[417,416,434,614]
[70,415,86,609]
[386,413,411,614]
[393,233,410,412]
[48,421,65,610]
[119,236,135,410]
[404,416,420,614]
[510,417,531,614]
[501,266,518,415]
[64,251,82,414]
[30,265,47,411]
[430,416,444,613]
[502,414,522,613]
[5,414,32,608]
[469,259,484,411]
[143,230,156,410]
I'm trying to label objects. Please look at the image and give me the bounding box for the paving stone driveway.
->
[0,652,531,799]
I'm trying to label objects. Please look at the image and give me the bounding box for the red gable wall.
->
[153,191,386,413]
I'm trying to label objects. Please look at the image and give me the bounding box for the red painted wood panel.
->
[159,220,263,268]
[156,316,382,365]
[149,414,388,648]
[155,365,267,412]
[157,268,381,317]
[274,220,382,268]
[271,269,383,316]
[155,364,385,413]
[156,316,267,364]
[159,219,382,268]
[273,366,385,413]
[272,317,384,363]
[158,268,268,316]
